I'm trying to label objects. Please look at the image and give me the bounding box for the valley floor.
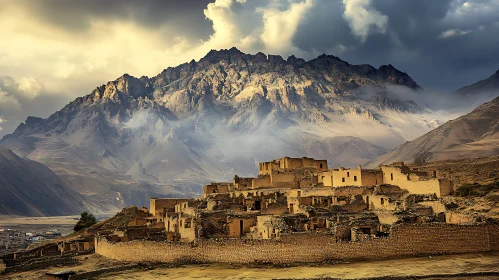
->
[7,251,498,280]
[98,251,499,279]
[0,215,79,225]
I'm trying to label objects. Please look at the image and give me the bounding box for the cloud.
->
[0,0,499,137]
[0,76,43,106]
[0,115,5,131]
[0,76,68,136]
[259,0,314,54]
[342,0,388,42]
[448,0,499,18]
[439,28,473,38]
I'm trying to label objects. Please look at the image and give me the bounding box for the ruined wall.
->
[234,177,254,190]
[419,201,446,213]
[290,187,330,197]
[261,204,288,215]
[227,217,257,238]
[252,175,271,189]
[316,160,328,170]
[270,172,297,189]
[150,198,190,215]
[445,212,476,224]
[439,178,453,196]
[283,157,305,169]
[319,171,333,187]
[366,194,397,211]
[375,211,400,224]
[489,223,499,251]
[256,215,284,239]
[333,186,368,197]
[299,176,317,188]
[332,168,363,187]
[178,215,196,242]
[233,188,286,198]
[203,184,231,197]
[361,170,383,186]
[381,166,445,197]
[259,162,272,175]
[275,157,327,170]
[96,223,498,264]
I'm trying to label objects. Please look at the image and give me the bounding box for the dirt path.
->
[100,252,499,280]
[2,254,128,280]
[4,251,499,279]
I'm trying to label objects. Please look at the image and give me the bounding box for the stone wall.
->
[227,217,257,238]
[381,166,444,197]
[445,212,476,224]
[270,172,297,189]
[96,223,498,264]
[332,168,363,187]
[150,198,190,215]
[489,222,499,251]
[361,170,384,186]
[252,175,271,189]
[4,256,79,274]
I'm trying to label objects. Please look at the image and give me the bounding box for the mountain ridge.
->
[0,48,434,212]
[0,147,86,216]
[456,69,499,95]
[368,94,499,167]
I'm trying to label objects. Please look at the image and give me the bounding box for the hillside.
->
[369,95,499,167]
[0,147,85,216]
[457,70,499,95]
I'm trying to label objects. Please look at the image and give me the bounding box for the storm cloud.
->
[0,0,498,136]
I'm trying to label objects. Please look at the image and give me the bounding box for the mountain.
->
[0,48,438,212]
[457,69,499,95]
[368,95,499,167]
[0,147,85,216]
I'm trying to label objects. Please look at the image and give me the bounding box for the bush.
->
[413,151,432,166]
[456,182,499,197]
[74,212,97,232]
[444,202,459,209]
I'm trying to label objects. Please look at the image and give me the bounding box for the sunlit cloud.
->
[0,0,498,137]
[438,28,473,38]
[342,0,388,42]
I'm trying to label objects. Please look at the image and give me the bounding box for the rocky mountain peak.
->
[286,55,306,67]
[25,116,44,126]
[199,47,247,65]
[94,73,153,104]
[376,64,420,90]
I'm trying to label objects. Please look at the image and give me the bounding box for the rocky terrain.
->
[0,48,458,212]
[406,156,499,220]
[0,148,85,216]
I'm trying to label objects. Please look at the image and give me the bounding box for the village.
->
[2,156,499,278]
[143,156,456,243]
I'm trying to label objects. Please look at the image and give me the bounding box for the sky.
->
[0,0,499,136]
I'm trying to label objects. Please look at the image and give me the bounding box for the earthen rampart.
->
[95,223,498,264]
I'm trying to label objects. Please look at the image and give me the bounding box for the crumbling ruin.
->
[92,157,498,264]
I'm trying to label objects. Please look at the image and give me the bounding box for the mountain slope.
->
[0,48,436,212]
[457,70,499,95]
[368,95,499,167]
[0,147,85,216]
